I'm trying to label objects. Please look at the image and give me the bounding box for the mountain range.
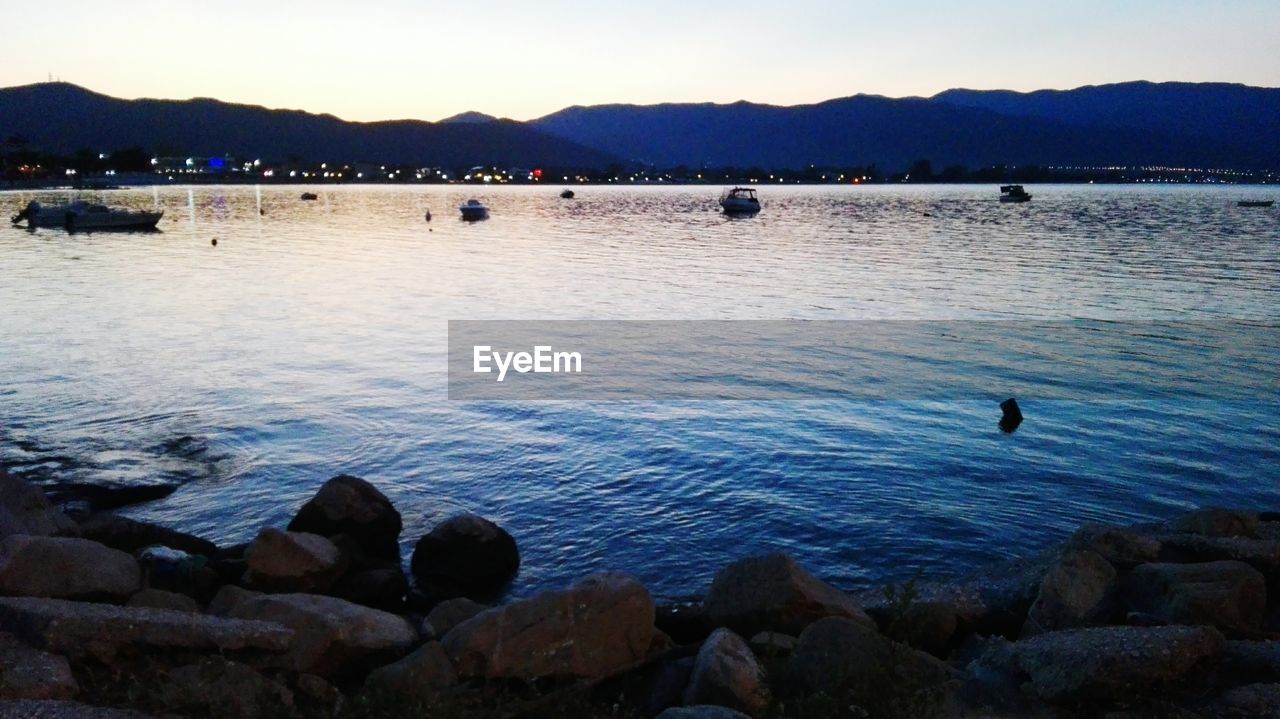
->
[2,81,1276,171]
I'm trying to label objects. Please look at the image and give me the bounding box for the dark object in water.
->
[211,238,217,246]
[45,482,179,514]
[300,192,318,201]
[999,398,1023,433]
[1237,200,1274,208]
[560,189,575,199]
[425,209,432,222]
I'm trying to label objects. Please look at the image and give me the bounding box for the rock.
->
[1012,625,1224,704]
[0,701,152,718]
[44,483,178,514]
[0,535,140,599]
[705,553,872,636]
[748,631,798,656]
[0,632,77,700]
[230,593,417,677]
[362,641,457,704]
[294,674,343,715]
[0,469,76,540]
[789,616,952,700]
[206,584,263,616]
[411,514,519,599]
[77,513,217,557]
[1069,524,1162,568]
[644,656,695,715]
[1023,550,1117,636]
[1174,508,1260,538]
[329,566,407,611]
[683,628,769,718]
[244,528,347,594]
[657,707,752,719]
[424,597,487,639]
[1121,561,1266,634]
[288,475,402,562]
[1218,683,1280,716]
[443,571,654,680]
[1158,535,1280,587]
[126,588,198,613]
[1222,640,1280,685]
[999,397,1023,433]
[882,601,959,657]
[0,597,292,661]
[160,657,293,717]
[657,602,714,645]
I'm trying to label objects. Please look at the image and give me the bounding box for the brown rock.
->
[705,553,871,636]
[0,535,139,599]
[0,470,76,541]
[683,628,769,718]
[1023,550,1117,636]
[1121,561,1266,634]
[244,528,347,593]
[443,571,654,680]
[288,475,403,562]
[362,641,458,704]
[0,632,77,700]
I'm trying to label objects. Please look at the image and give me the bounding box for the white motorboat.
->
[459,199,489,220]
[999,185,1032,203]
[11,200,163,231]
[719,187,761,215]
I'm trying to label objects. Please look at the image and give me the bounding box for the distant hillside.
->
[531,83,1278,170]
[0,83,617,168]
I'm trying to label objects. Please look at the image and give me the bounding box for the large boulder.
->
[0,632,77,700]
[683,628,769,718]
[229,593,417,677]
[1068,524,1162,568]
[1011,625,1224,704]
[789,616,952,702]
[411,514,519,599]
[1023,549,1117,636]
[1121,560,1266,634]
[362,641,458,704]
[0,597,292,661]
[77,513,217,557]
[1174,508,1260,538]
[159,657,294,717]
[0,470,76,540]
[0,535,139,599]
[443,571,654,680]
[705,553,871,636]
[423,597,488,639]
[1222,640,1280,685]
[288,475,402,562]
[243,528,347,593]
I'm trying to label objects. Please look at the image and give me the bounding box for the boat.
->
[999,185,1032,203]
[719,187,761,215]
[1237,200,1274,208]
[459,199,489,220]
[10,200,163,231]
[300,192,318,201]
[560,189,575,199]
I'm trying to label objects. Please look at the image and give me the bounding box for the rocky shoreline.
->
[3,465,1280,718]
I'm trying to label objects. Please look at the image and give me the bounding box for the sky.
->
[6,0,1278,122]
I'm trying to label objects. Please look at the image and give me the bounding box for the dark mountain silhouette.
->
[531,83,1278,170]
[439,111,500,124]
[0,83,617,168]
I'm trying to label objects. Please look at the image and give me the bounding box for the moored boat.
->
[10,200,163,231]
[719,187,760,215]
[1237,200,1274,208]
[459,199,489,220]
[999,185,1032,203]
[560,189,575,199]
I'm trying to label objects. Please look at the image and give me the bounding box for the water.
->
[1,184,1277,600]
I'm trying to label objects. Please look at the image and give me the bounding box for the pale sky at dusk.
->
[7,0,1278,122]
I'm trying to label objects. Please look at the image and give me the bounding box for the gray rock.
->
[424,597,487,639]
[0,701,151,718]
[362,641,458,703]
[683,628,769,718]
[705,553,872,636]
[288,475,402,562]
[1012,625,1225,704]
[1158,535,1280,583]
[0,536,139,600]
[1023,549,1117,636]
[77,513,216,557]
[230,593,417,677]
[205,584,263,616]
[244,528,347,594]
[160,657,293,717]
[1121,560,1266,634]
[0,470,76,541]
[126,588,198,613]
[411,514,519,600]
[657,707,752,719]
[443,571,654,680]
[1069,523,1162,568]
[789,616,952,700]
[0,632,77,700]
[1174,508,1260,538]
[0,597,292,660]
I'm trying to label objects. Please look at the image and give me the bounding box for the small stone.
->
[683,628,769,718]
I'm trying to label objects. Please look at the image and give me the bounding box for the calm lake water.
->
[1,184,1277,599]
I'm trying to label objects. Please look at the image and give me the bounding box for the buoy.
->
[999,398,1023,433]
[425,210,433,222]
[211,238,217,246]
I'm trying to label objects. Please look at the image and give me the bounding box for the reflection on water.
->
[0,184,1277,598]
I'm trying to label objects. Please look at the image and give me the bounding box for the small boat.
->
[999,185,1032,203]
[719,187,761,215]
[300,192,319,201]
[459,199,489,221]
[1237,200,1274,208]
[560,189,575,199]
[10,200,163,231]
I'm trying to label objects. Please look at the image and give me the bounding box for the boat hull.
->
[23,209,164,231]
[720,199,761,215]
[998,195,1031,203]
